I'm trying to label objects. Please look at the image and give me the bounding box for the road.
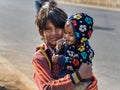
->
[0,0,120,90]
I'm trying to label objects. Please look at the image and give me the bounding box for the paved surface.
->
[0,0,120,90]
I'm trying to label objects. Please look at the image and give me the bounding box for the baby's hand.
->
[56,38,66,52]
[52,54,59,63]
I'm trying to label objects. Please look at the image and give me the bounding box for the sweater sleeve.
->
[32,50,74,90]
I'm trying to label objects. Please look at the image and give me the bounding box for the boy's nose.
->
[51,29,57,35]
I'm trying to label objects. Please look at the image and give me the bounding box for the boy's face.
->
[41,20,63,48]
[64,21,76,46]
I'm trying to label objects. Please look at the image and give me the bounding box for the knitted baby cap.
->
[68,13,94,44]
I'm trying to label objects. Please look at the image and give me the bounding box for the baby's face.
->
[64,21,76,46]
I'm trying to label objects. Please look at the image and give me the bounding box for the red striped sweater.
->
[32,43,98,90]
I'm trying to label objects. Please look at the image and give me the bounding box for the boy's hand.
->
[78,63,92,79]
[87,75,98,90]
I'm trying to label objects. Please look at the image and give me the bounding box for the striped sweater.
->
[32,43,98,90]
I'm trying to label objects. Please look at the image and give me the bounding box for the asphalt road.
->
[0,0,120,90]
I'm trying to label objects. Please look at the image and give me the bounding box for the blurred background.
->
[58,0,120,9]
[0,0,120,90]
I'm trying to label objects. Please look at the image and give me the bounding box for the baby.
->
[52,12,94,90]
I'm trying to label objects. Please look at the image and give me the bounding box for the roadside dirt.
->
[0,56,37,90]
[0,73,28,90]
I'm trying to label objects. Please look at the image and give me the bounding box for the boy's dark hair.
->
[41,0,57,6]
[35,1,67,33]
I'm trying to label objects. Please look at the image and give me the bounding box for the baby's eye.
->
[64,31,66,34]
[69,34,74,37]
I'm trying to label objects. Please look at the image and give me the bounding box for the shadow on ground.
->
[94,26,114,31]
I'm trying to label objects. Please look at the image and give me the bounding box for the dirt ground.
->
[0,56,37,90]
[0,72,28,90]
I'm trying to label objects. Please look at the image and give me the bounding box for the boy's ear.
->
[39,30,44,40]
[39,30,43,36]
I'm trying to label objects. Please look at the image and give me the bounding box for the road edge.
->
[57,1,120,12]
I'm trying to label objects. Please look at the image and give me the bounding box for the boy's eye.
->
[44,27,62,31]
[56,28,62,31]
[44,27,51,30]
